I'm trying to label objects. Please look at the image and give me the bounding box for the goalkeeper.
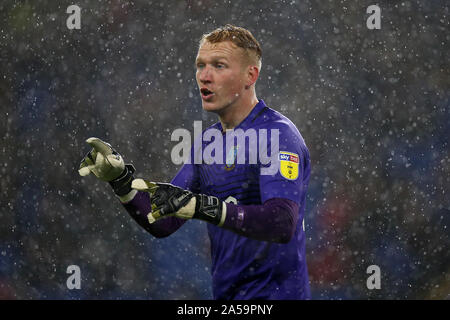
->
[79,25,311,300]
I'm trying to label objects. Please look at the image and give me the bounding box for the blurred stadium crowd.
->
[0,0,448,299]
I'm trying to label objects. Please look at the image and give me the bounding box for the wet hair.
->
[199,24,262,68]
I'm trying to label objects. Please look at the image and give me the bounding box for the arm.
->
[221,198,299,244]
[78,137,190,238]
[120,190,186,238]
[116,158,198,238]
[132,180,299,244]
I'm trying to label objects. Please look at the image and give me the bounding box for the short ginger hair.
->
[199,24,262,69]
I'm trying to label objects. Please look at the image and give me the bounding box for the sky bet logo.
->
[279,153,299,163]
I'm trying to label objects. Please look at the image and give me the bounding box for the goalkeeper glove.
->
[131,179,226,226]
[79,137,135,197]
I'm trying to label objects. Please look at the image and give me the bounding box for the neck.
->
[219,94,259,130]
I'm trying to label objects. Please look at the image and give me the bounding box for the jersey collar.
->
[216,99,267,133]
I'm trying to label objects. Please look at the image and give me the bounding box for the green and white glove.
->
[79,137,125,181]
[79,137,135,197]
[132,179,226,226]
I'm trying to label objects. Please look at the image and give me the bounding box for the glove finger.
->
[131,179,159,194]
[95,152,108,167]
[152,192,167,206]
[89,152,104,177]
[84,154,95,167]
[106,154,123,168]
[147,210,162,224]
[86,137,113,156]
[151,203,161,214]
[89,149,98,162]
[159,203,174,217]
[78,163,91,176]
[78,155,95,176]
[79,149,95,167]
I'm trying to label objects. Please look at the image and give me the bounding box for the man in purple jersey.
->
[79,25,311,300]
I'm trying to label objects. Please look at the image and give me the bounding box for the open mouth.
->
[200,88,214,99]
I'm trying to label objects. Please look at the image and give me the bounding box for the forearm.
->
[128,179,299,243]
[120,190,186,238]
[221,198,299,243]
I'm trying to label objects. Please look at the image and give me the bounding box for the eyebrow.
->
[195,55,230,64]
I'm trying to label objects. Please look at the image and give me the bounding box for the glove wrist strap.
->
[192,194,224,226]
[109,164,135,197]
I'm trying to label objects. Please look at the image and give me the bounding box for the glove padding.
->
[131,179,196,223]
[79,137,125,182]
[132,179,225,226]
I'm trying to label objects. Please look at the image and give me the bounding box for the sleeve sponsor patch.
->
[279,151,299,180]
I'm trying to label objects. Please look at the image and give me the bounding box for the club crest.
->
[225,146,238,171]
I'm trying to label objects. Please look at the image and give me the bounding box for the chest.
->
[197,163,261,205]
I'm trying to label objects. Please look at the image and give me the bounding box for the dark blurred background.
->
[0,0,448,299]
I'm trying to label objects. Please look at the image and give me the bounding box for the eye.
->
[215,63,226,69]
[196,63,205,69]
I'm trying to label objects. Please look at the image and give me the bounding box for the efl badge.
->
[279,151,299,180]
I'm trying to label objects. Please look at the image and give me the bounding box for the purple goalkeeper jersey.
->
[170,99,311,299]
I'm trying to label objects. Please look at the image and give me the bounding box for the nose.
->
[198,65,212,84]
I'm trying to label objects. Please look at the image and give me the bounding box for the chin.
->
[201,101,222,113]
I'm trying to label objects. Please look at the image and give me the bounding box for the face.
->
[195,41,249,113]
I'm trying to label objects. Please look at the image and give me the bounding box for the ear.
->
[245,65,259,89]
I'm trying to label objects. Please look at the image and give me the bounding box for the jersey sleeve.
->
[259,122,310,206]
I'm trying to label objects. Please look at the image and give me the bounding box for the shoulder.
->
[254,105,309,153]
